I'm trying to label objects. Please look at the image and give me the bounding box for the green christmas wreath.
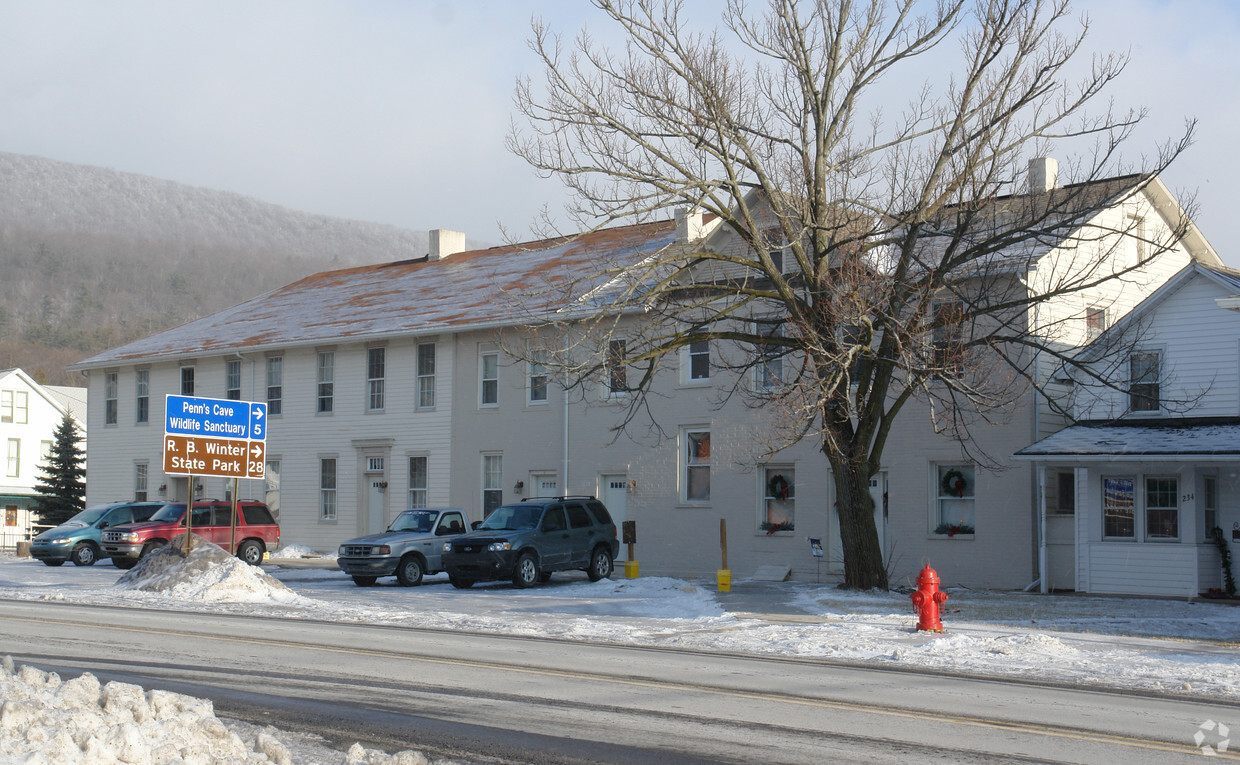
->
[941,469,968,498]
[768,474,791,500]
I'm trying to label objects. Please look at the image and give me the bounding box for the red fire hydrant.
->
[910,564,949,632]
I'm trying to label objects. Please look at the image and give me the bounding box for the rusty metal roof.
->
[72,220,677,368]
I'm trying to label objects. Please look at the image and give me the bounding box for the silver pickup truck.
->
[336,508,469,586]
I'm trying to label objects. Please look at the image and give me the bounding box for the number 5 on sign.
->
[249,403,267,440]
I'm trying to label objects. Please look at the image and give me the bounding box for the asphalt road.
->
[2,599,1235,764]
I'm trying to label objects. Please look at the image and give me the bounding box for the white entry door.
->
[601,474,628,557]
[367,479,386,534]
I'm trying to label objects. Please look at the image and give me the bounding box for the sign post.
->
[163,395,267,554]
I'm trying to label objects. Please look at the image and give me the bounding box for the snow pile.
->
[0,657,436,764]
[113,536,306,604]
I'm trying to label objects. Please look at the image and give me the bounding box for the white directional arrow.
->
[250,443,264,458]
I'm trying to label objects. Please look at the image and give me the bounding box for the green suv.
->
[441,496,618,588]
[30,501,164,566]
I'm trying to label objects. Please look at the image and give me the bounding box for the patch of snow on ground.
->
[269,543,335,560]
[0,656,449,765]
[113,536,308,605]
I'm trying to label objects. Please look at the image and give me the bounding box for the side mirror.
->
[471,521,482,530]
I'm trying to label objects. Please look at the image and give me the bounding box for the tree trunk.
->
[829,454,888,590]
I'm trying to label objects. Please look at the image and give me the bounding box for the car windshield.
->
[148,504,186,523]
[64,505,110,526]
[389,510,437,533]
[478,505,541,531]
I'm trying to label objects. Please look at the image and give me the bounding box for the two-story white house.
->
[68,163,1222,588]
[0,368,88,547]
[1017,263,1240,597]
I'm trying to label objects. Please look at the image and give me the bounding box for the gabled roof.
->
[70,221,677,369]
[0,368,84,425]
[1071,261,1240,364]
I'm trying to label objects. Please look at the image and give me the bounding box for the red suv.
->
[102,500,280,568]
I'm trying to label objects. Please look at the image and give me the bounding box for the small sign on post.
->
[810,537,823,583]
[622,520,639,578]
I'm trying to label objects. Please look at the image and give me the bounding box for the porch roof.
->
[1015,418,1240,462]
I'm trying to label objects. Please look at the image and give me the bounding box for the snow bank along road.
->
[3,599,1236,764]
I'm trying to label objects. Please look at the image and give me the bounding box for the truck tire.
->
[140,540,166,559]
[396,554,425,586]
[237,540,264,566]
[511,552,540,589]
[586,547,614,581]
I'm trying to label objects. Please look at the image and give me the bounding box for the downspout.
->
[562,384,570,493]
[1038,463,1048,594]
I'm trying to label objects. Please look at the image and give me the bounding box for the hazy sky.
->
[1,1,1236,264]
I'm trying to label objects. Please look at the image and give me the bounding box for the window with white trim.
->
[1102,476,1135,539]
[687,340,710,382]
[1129,351,1160,412]
[762,466,794,533]
[367,347,386,411]
[755,322,783,389]
[1085,307,1107,341]
[417,343,436,409]
[482,454,502,516]
[528,360,548,404]
[320,458,337,521]
[134,463,148,501]
[104,372,118,425]
[0,391,10,422]
[480,352,499,407]
[1145,476,1179,540]
[266,356,283,415]
[1204,476,1219,541]
[39,441,52,461]
[409,456,428,509]
[225,360,242,400]
[135,370,150,424]
[683,429,711,502]
[317,352,334,413]
[935,464,975,534]
[5,439,18,478]
[932,301,965,376]
[762,226,785,274]
[606,340,628,395]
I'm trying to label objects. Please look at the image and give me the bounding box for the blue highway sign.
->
[165,395,267,441]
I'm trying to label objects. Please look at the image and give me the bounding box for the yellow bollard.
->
[717,568,731,591]
[624,560,639,578]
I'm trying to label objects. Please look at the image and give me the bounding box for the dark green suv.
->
[441,496,618,588]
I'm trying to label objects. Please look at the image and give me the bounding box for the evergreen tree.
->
[31,413,86,526]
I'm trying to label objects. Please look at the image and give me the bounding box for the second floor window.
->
[688,340,710,381]
[1129,351,1160,412]
[368,347,386,411]
[317,352,334,413]
[266,357,283,415]
[480,352,499,406]
[529,360,548,404]
[607,340,628,395]
[104,372,118,425]
[180,367,195,396]
[417,343,436,409]
[932,301,965,375]
[135,370,149,424]
[225,360,242,400]
[1085,307,1107,341]
[5,439,18,477]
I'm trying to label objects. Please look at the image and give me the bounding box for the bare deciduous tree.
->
[507,0,1197,589]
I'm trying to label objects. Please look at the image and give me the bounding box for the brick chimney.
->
[1028,157,1059,194]
[428,229,466,261]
